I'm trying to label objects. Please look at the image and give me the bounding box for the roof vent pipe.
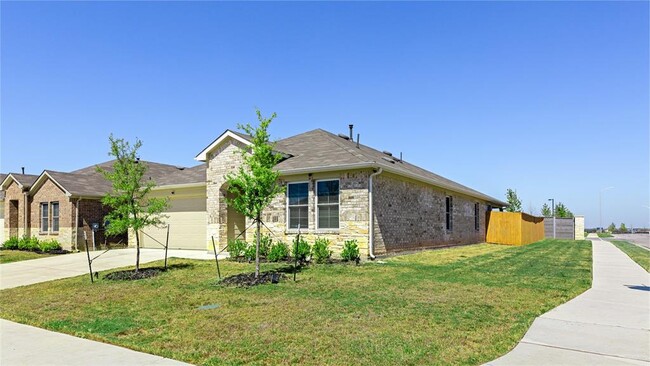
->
[356,134,360,149]
[349,124,354,140]
[21,167,25,174]
[400,152,403,162]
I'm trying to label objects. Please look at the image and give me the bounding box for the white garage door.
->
[140,197,206,250]
[0,204,4,244]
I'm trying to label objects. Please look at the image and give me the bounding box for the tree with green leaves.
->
[554,202,574,218]
[541,203,552,217]
[607,222,616,233]
[619,223,627,233]
[505,189,522,212]
[98,135,168,272]
[225,110,285,278]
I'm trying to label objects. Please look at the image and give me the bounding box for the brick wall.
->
[3,181,29,239]
[75,199,126,250]
[30,179,74,248]
[372,172,487,254]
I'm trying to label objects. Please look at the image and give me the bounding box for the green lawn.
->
[0,239,592,365]
[611,240,650,272]
[0,250,54,264]
[597,232,614,238]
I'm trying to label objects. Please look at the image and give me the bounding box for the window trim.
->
[51,201,60,233]
[286,181,309,231]
[316,179,340,230]
[445,196,453,232]
[40,202,49,233]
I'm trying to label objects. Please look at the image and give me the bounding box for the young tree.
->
[98,135,168,272]
[225,110,285,278]
[555,202,574,218]
[619,223,627,233]
[607,222,616,232]
[505,189,522,212]
[541,203,552,217]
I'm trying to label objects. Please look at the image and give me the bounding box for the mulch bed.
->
[220,271,286,287]
[104,268,164,281]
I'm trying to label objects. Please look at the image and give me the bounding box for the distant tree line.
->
[505,189,574,218]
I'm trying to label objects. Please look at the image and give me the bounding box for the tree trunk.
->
[135,230,141,273]
[255,215,261,278]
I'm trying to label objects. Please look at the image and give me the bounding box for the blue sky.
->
[1,2,648,228]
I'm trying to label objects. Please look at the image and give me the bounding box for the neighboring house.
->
[1,162,206,251]
[196,128,507,257]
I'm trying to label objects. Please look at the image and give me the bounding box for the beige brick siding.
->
[3,181,30,239]
[29,179,74,248]
[372,172,487,254]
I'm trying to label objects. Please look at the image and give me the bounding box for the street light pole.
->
[548,199,555,238]
[600,187,614,231]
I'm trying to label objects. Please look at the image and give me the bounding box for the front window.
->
[287,182,308,229]
[40,203,49,232]
[317,180,339,229]
[52,202,60,232]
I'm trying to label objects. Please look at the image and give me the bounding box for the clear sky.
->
[1,2,648,229]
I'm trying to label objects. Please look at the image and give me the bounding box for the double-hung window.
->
[474,203,480,231]
[287,182,308,229]
[317,180,339,229]
[52,202,60,232]
[445,196,453,231]
[40,203,49,232]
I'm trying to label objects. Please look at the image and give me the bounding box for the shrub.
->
[38,239,62,252]
[292,236,311,262]
[2,236,20,250]
[268,241,289,262]
[227,239,247,258]
[312,238,332,263]
[256,233,273,257]
[18,236,39,251]
[244,242,257,261]
[341,239,360,262]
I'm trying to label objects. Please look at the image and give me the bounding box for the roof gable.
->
[195,130,252,162]
[0,173,39,191]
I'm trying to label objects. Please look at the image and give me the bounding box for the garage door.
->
[140,197,206,250]
[0,204,4,244]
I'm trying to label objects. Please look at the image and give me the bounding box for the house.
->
[2,126,506,257]
[1,162,206,251]
[196,127,507,257]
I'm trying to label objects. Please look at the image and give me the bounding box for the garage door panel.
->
[141,197,206,250]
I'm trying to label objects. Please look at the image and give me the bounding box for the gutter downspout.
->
[74,198,81,251]
[368,167,383,260]
[23,191,29,238]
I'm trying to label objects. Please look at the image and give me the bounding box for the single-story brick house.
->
[196,128,507,258]
[1,162,206,251]
[2,126,506,257]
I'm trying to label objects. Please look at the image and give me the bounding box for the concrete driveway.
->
[0,248,224,290]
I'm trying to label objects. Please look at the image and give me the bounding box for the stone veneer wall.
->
[372,172,488,254]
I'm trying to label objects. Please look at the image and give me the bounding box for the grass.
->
[0,250,54,264]
[0,239,592,365]
[611,240,650,272]
[597,232,614,238]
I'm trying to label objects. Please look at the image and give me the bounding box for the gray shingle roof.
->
[1,173,39,189]
[272,129,506,206]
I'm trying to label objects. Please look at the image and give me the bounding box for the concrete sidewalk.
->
[0,319,191,366]
[0,248,225,290]
[487,237,650,365]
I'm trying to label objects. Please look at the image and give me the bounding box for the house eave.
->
[195,130,252,162]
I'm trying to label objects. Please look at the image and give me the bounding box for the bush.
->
[256,233,273,257]
[268,241,289,262]
[227,239,247,258]
[292,236,311,262]
[18,237,39,251]
[312,238,332,263]
[341,239,360,262]
[244,242,257,261]
[38,239,62,252]
[2,236,20,250]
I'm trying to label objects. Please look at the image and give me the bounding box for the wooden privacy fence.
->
[486,211,545,246]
